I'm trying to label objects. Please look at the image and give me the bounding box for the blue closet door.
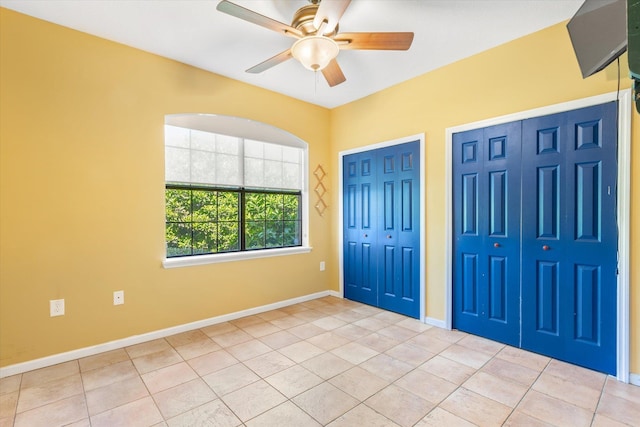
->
[521,102,618,375]
[343,141,420,318]
[452,123,522,346]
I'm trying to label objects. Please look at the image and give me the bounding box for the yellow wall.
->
[1,8,638,375]
[329,23,639,373]
[0,8,333,367]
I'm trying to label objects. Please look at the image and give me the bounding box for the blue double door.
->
[453,102,618,375]
[343,141,420,318]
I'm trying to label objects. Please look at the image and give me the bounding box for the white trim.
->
[630,373,640,387]
[0,290,333,379]
[424,317,447,329]
[444,90,632,382]
[337,134,426,321]
[163,246,312,268]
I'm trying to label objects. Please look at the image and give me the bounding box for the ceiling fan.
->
[216,0,414,87]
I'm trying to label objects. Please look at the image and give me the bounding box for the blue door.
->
[452,101,618,375]
[343,141,420,318]
[521,102,618,375]
[452,122,522,346]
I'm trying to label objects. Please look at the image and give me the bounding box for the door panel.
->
[521,102,617,375]
[343,141,420,318]
[453,123,522,346]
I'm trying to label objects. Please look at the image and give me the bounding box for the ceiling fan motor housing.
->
[291,4,338,37]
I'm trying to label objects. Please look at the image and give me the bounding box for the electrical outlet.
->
[113,290,124,305]
[50,299,64,317]
[320,261,325,271]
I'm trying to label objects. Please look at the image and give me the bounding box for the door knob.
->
[494,243,500,248]
[387,235,392,239]
[543,245,550,251]
[363,233,368,238]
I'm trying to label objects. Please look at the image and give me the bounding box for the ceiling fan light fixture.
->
[291,35,339,71]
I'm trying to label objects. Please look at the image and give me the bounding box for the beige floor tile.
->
[457,334,505,356]
[331,342,378,365]
[256,309,288,321]
[503,410,555,426]
[422,327,467,343]
[141,361,198,394]
[202,363,260,396]
[20,361,79,389]
[258,330,301,350]
[279,341,325,363]
[153,378,217,419]
[395,369,458,404]
[329,366,389,401]
[86,376,148,416]
[226,339,272,362]
[365,384,434,427]
[241,321,282,338]
[440,387,511,427]
[0,375,21,395]
[463,371,528,408]
[596,391,640,426]
[285,323,326,339]
[332,323,371,341]
[517,389,594,427]
[377,324,419,341]
[78,349,129,372]
[496,346,550,373]
[603,376,640,405]
[14,394,88,427]
[0,391,17,419]
[301,352,354,380]
[440,344,493,369]
[201,322,239,338]
[533,371,602,411]
[211,329,254,348]
[408,333,453,354]
[327,403,400,427]
[0,415,14,427]
[90,396,162,427]
[353,316,391,331]
[544,359,607,391]
[293,382,359,425]
[17,373,83,413]
[415,407,476,427]
[187,349,238,376]
[291,309,327,323]
[360,353,413,382]
[372,311,408,324]
[332,309,370,324]
[166,398,241,427]
[311,316,348,331]
[481,356,540,387]
[243,351,296,378]
[397,318,433,333]
[246,401,321,427]
[81,359,139,391]
[591,413,631,427]
[165,329,209,347]
[132,348,183,375]
[174,338,221,360]
[230,315,264,329]
[265,365,323,398]
[221,379,287,422]
[357,332,402,353]
[306,331,351,351]
[419,355,476,385]
[269,315,307,329]
[126,339,171,359]
[385,342,435,367]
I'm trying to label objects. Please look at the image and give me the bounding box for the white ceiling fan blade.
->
[313,0,352,35]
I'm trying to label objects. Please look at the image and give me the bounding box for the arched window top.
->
[165,113,307,149]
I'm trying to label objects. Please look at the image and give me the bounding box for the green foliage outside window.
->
[166,186,300,257]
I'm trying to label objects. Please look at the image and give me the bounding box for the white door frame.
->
[444,90,632,382]
[338,134,426,321]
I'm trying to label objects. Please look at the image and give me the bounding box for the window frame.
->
[162,114,311,269]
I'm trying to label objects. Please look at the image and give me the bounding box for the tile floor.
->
[1,296,638,426]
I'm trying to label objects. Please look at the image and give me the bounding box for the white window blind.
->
[165,125,303,191]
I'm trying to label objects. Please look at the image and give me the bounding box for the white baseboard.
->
[0,290,334,379]
[424,316,447,329]
[630,373,640,386]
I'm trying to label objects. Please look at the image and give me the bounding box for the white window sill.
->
[162,246,312,269]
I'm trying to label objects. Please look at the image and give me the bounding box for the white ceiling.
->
[0,0,584,108]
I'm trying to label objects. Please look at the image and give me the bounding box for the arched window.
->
[162,114,310,268]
